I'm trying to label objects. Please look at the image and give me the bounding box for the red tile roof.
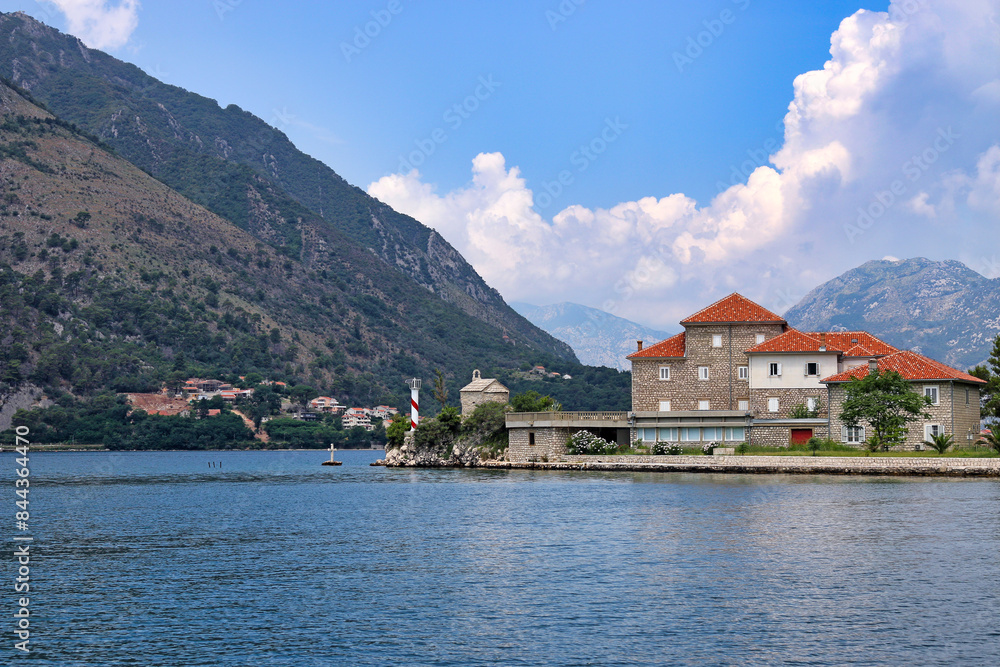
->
[821,350,986,384]
[680,293,786,324]
[627,332,686,359]
[746,328,842,353]
[806,331,898,357]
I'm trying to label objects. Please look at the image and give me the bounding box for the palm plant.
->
[977,424,1000,454]
[923,432,954,455]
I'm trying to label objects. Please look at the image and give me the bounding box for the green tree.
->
[509,390,561,413]
[290,384,318,410]
[840,369,930,451]
[386,413,409,450]
[241,385,281,431]
[977,424,1000,454]
[969,334,1000,419]
[433,368,449,409]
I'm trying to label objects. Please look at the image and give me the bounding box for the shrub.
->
[567,430,616,455]
[701,442,718,455]
[923,432,954,455]
[652,441,682,455]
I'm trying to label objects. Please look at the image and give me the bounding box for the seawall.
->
[469,454,1000,477]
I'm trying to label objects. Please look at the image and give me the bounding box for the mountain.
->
[0,11,573,363]
[0,78,579,418]
[783,257,1000,370]
[511,302,672,370]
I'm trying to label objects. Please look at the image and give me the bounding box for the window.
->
[738,365,749,380]
[924,386,939,405]
[698,400,711,410]
[680,427,701,442]
[755,333,766,344]
[528,432,535,446]
[806,397,818,412]
[712,334,723,348]
[659,400,671,412]
[737,399,749,411]
[769,362,782,377]
[659,366,671,381]
[805,362,819,376]
[703,427,724,441]
[658,427,679,442]
[698,366,710,380]
[639,428,657,442]
[924,424,942,440]
[768,398,779,412]
[843,425,865,444]
[725,427,745,441]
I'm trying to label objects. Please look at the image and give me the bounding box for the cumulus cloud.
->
[369,0,1000,327]
[44,0,140,50]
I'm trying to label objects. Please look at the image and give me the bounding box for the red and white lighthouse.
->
[406,378,421,431]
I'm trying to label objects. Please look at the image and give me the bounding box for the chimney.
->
[819,332,827,351]
[637,340,643,352]
[868,358,878,374]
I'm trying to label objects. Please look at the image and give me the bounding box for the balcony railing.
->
[506,411,629,424]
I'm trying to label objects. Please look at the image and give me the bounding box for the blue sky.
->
[4,1,1000,329]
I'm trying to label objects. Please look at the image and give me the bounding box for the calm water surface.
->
[4,450,1000,665]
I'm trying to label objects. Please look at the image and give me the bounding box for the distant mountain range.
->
[784,257,1000,370]
[511,302,671,371]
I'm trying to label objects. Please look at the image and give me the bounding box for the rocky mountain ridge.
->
[783,257,1000,370]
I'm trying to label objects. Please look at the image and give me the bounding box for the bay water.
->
[4,450,1000,665]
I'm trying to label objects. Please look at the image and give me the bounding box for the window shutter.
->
[777,363,782,376]
[842,425,848,442]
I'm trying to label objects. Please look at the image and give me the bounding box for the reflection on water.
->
[5,450,1000,665]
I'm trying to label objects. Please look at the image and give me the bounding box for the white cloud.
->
[967,145,1000,216]
[369,0,1000,328]
[44,0,140,50]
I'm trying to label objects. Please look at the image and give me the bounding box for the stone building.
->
[627,293,984,450]
[823,351,984,450]
[459,370,509,415]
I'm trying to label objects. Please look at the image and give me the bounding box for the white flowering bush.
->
[652,441,682,455]
[567,430,618,455]
[701,442,719,455]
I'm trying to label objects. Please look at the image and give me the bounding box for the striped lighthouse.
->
[406,378,422,431]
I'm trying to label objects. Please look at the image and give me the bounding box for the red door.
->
[790,429,813,445]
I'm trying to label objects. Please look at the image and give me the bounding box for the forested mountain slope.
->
[0,11,572,362]
[0,80,573,412]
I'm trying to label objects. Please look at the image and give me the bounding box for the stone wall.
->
[828,381,982,450]
[508,426,572,461]
[525,454,1000,476]
[460,389,508,416]
[750,387,825,420]
[631,322,784,412]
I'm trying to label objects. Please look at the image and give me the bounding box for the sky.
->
[3,0,999,331]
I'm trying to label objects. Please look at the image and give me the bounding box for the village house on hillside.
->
[460,370,509,415]
[506,293,984,460]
